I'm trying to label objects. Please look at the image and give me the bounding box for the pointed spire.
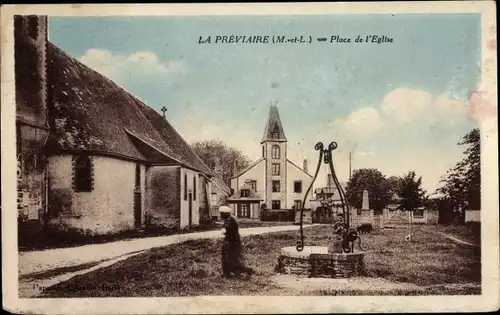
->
[261,101,287,143]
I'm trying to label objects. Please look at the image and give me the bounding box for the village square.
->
[13,15,483,298]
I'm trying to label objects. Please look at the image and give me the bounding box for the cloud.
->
[333,107,383,137]
[78,49,188,83]
[379,87,467,126]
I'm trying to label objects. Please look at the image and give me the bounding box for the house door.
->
[134,164,142,228]
[188,193,193,228]
[134,191,142,228]
[237,203,250,218]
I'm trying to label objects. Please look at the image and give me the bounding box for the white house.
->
[228,104,314,219]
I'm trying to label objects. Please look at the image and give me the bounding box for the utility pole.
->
[349,151,352,179]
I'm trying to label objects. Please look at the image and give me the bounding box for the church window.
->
[193,175,197,200]
[72,155,93,192]
[184,173,188,200]
[272,180,280,192]
[135,164,141,189]
[272,200,281,210]
[294,181,302,193]
[28,16,39,40]
[272,145,280,159]
[271,123,280,139]
[272,163,280,176]
[241,189,250,197]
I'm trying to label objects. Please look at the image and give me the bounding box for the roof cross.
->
[160,106,167,118]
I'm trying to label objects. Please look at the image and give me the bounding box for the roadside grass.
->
[39,225,480,297]
[432,222,481,245]
[19,260,105,281]
[19,220,295,252]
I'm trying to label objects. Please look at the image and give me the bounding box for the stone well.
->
[276,246,366,278]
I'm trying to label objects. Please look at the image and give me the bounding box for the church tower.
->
[261,102,287,209]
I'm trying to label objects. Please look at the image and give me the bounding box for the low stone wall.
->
[276,246,366,278]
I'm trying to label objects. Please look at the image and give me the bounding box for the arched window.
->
[272,145,280,159]
[73,155,93,192]
[28,16,39,40]
[193,175,197,200]
[184,173,188,200]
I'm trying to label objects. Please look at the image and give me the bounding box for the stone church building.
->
[15,15,219,236]
[228,104,314,219]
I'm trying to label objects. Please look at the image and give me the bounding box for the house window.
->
[272,145,280,159]
[28,16,39,39]
[272,180,280,192]
[272,163,280,176]
[73,155,93,192]
[294,181,302,193]
[193,176,197,200]
[184,173,187,200]
[294,200,302,209]
[250,180,257,192]
[135,164,141,189]
[413,209,424,218]
[272,200,281,210]
[241,189,250,198]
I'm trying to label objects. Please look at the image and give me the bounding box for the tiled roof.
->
[45,42,212,175]
[211,177,231,195]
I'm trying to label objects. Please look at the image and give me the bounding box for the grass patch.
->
[39,225,480,297]
[20,260,105,281]
[432,222,481,245]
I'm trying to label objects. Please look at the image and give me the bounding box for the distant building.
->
[15,15,219,235]
[228,104,314,219]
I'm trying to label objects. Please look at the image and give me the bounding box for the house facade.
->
[228,104,314,219]
[15,15,216,236]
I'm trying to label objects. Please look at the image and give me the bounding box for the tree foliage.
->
[397,171,427,211]
[437,128,481,223]
[345,168,392,211]
[191,139,252,186]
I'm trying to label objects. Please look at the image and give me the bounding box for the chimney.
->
[303,159,308,173]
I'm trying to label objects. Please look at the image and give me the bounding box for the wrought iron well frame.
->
[296,141,363,253]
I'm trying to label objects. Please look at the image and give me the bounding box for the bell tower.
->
[261,102,287,209]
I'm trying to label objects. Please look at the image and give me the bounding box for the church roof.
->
[261,104,287,143]
[45,42,213,175]
[211,177,231,196]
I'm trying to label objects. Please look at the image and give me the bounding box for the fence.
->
[260,209,295,222]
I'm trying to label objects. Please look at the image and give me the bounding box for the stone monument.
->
[359,190,373,225]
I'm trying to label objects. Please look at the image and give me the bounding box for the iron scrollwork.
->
[296,141,364,253]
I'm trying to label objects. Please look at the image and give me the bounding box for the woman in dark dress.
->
[219,206,255,278]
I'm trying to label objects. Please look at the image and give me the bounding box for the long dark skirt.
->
[221,240,253,276]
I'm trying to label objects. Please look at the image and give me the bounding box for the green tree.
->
[345,168,392,212]
[437,128,480,223]
[191,140,251,186]
[398,171,426,211]
[387,175,404,196]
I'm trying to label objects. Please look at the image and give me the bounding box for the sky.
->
[48,14,481,193]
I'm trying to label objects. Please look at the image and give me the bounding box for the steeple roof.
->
[261,104,287,143]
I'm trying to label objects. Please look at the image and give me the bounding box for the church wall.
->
[145,165,180,229]
[286,161,314,209]
[47,154,142,235]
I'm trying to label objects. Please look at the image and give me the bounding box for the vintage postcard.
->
[1,2,498,314]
